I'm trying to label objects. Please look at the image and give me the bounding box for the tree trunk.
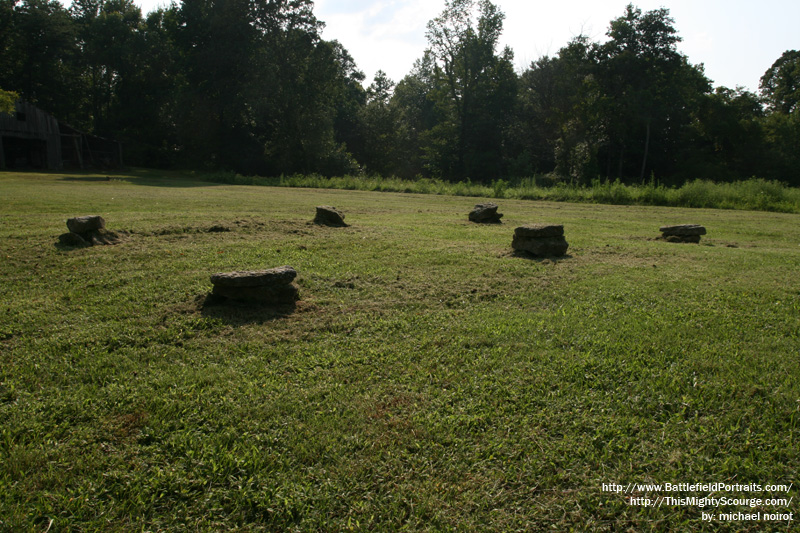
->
[639,118,651,181]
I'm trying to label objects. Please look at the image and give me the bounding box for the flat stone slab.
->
[659,224,706,236]
[514,224,564,238]
[512,224,568,256]
[314,206,347,227]
[210,266,299,304]
[469,203,503,223]
[67,215,105,234]
[210,266,297,287]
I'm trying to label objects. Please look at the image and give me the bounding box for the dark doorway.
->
[1,136,48,169]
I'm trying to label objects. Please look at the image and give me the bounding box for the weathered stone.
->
[659,224,706,236]
[659,224,706,243]
[210,266,299,304]
[512,235,569,256]
[514,224,564,238]
[67,215,105,234]
[314,206,347,227]
[59,216,122,247]
[210,266,297,287]
[468,203,503,223]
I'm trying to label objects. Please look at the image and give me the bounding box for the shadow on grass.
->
[54,230,128,251]
[196,293,297,325]
[61,176,115,182]
[59,168,225,188]
[54,241,87,252]
[510,250,574,263]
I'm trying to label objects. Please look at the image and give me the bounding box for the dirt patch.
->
[102,410,149,443]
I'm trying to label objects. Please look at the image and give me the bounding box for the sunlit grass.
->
[1,170,798,531]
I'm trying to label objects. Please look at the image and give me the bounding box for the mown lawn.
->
[1,171,798,531]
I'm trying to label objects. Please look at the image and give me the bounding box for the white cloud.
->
[316,0,443,83]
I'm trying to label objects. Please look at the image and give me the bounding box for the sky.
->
[133,0,799,93]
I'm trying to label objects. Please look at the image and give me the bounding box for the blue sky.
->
[133,0,799,93]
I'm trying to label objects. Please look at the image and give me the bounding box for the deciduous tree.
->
[595,4,709,182]
[760,50,800,115]
[424,0,516,180]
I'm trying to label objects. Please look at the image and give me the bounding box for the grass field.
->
[1,170,799,531]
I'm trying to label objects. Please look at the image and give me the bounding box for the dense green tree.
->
[252,32,361,176]
[113,6,181,166]
[0,0,81,123]
[71,0,145,135]
[286,38,362,176]
[244,1,364,175]
[759,50,800,184]
[512,36,605,180]
[2,0,800,183]
[174,0,259,169]
[330,42,367,173]
[356,70,399,176]
[0,0,16,85]
[423,0,517,180]
[684,87,766,180]
[595,4,710,182]
[170,0,361,175]
[762,111,800,185]
[509,56,560,176]
[513,5,715,184]
[760,50,800,115]
[388,52,438,179]
[246,0,345,175]
[532,36,607,182]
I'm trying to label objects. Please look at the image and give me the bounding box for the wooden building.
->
[60,122,123,169]
[1,101,123,170]
[0,101,62,169]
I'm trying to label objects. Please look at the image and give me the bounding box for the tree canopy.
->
[0,1,797,184]
[423,0,516,180]
[760,50,800,115]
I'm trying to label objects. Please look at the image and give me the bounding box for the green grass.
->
[1,170,799,531]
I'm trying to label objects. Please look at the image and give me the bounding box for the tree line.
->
[1,0,798,185]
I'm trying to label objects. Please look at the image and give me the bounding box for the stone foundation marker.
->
[210,265,299,304]
[512,224,569,257]
[314,206,347,227]
[659,224,706,243]
[468,203,503,223]
[59,215,122,246]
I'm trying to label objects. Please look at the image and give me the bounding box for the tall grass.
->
[203,172,800,213]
